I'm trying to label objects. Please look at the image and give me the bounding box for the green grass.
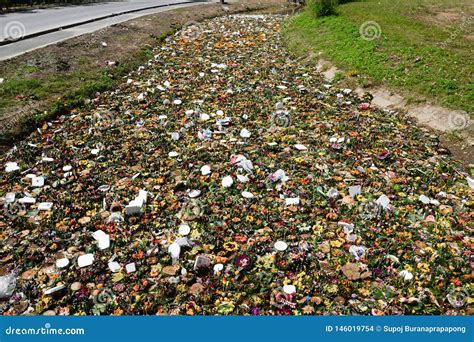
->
[0,70,111,113]
[283,0,474,114]
[0,37,172,142]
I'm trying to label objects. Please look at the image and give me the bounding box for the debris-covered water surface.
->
[0,15,472,316]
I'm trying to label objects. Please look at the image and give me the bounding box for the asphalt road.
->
[0,0,201,42]
[0,0,206,60]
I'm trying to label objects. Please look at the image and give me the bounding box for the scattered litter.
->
[43,284,66,295]
[467,177,474,190]
[237,174,249,183]
[187,189,201,198]
[269,169,288,182]
[231,155,253,173]
[213,263,224,273]
[108,261,121,273]
[283,285,296,294]
[126,190,147,215]
[0,274,16,299]
[240,128,251,138]
[348,185,361,198]
[294,144,307,151]
[5,192,15,203]
[194,255,211,271]
[125,263,136,273]
[376,194,391,210]
[178,224,191,236]
[31,176,44,187]
[18,197,35,204]
[285,197,299,206]
[5,162,20,173]
[92,230,110,250]
[168,243,181,259]
[399,270,414,281]
[56,258,69,268]
[201,165,211,176]
[274,241,288,251]
[222,176,234,188]
[77,254,94,268]
[241,191,254,199]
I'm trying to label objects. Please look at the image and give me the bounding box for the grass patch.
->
[283,0,474,114]
[333,71,345,82]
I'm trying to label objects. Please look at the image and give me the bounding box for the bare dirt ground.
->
[417,8,473,27]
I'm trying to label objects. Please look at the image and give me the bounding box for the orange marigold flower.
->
[235,235,248,243]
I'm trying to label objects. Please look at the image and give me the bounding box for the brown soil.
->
[416,6,473,27]
[464,34,474,41]
[425,10,464,26]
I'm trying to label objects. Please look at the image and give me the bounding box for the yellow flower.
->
[399,232,412,239]
[438,219,451,229]
[417,262,430,273]
[252,295,262,305]
[294,157,304,164]
[223,241,238,252]
[327,284,338,294]
[312,224,323,233]
[216,301,235,314]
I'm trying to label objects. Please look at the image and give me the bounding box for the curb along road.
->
[0,0,206,46]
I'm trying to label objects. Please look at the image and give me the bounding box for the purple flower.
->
[251,307,261,315]
[376,150,390,160]
[75,287,89,300]
[235,255,251,269]
[113,283,126,293]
